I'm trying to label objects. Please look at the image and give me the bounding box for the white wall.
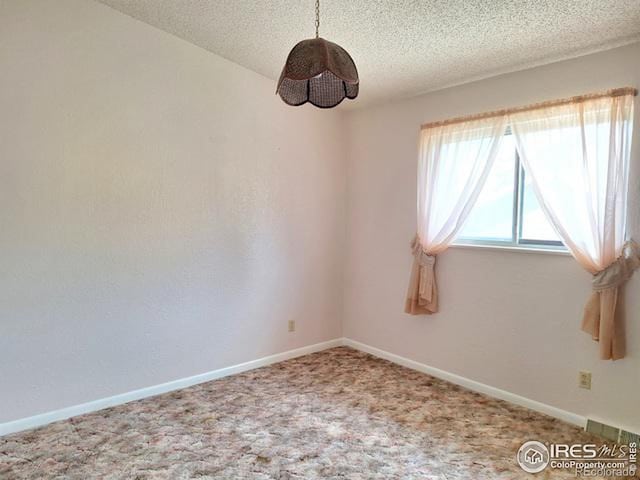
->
[344,43,640,432]
[2,0,639,434]
[0,0,345,423]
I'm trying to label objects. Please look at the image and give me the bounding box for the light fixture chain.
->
[315,0,320,38]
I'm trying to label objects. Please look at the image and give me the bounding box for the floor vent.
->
[587,419,639,444]
[586,419,620,441]
[619,429,640,445]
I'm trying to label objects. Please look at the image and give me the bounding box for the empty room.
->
[1,0,640,478]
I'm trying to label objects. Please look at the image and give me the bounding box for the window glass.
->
[455,130,565,250]
[520,173,562,243]
[458,134,515,241]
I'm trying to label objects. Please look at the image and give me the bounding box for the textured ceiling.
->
[97,0,640,109]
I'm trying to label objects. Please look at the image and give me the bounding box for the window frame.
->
[454,128,567,252]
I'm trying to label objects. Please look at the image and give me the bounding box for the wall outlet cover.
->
[578,371,591,390]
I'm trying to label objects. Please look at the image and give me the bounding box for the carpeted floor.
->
[0,347,621,479]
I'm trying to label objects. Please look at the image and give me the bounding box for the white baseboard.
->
[342,337,587,428]
[0,338,343,437]
[1,337,587,437]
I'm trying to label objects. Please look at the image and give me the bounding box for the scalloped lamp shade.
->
[277,38,359,108]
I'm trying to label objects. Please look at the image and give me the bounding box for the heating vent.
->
[587,419,639,444]
[586,419,620,441]
[619,429,640,445]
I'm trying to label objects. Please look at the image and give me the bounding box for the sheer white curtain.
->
[510,92,636,360]
[405,116,507,314]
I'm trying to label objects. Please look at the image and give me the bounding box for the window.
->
[456,129,565,250]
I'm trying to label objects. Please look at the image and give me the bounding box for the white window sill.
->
[451,242,571,256]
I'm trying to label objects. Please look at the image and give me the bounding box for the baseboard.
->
[0,338,343,437]
[342,337,587,428]
[2,337,587,437]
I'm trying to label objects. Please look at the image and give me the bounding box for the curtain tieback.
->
[592,240,640,291]
[411,236,436,302]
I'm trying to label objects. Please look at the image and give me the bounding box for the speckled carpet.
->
[0,347,620,479]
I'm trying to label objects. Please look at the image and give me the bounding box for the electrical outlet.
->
[578,371,592,390]
[288,320,295,332]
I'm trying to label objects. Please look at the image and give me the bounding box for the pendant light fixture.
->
[276,0,359,108]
